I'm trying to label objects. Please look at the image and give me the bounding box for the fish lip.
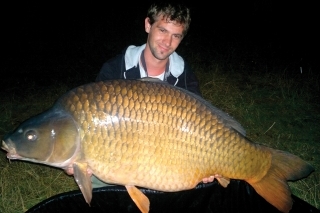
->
[1,140,21,159]
[6,153,22,159]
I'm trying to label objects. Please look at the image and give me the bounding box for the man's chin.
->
[154,52,171,60]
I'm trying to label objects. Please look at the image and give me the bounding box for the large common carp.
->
[2,78,314,213]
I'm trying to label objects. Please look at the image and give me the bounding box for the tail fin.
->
[247,148,314,213]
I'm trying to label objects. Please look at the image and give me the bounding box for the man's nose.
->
[163,34,172,46]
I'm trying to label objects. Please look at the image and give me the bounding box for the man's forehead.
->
[154,14,182,25]
[155,16,184,31]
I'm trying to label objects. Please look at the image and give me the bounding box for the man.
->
[95,2,202,97]
[91,2,210,188]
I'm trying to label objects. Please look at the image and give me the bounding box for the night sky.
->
[3,2,317,89]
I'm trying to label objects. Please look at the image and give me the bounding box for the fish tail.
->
[247,148,314,213]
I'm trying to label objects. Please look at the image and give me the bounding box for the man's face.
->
[145,16,184,60]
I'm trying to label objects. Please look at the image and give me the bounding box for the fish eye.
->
[25,130,37,141]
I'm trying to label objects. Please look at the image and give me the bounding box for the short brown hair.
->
[147,2,191,36]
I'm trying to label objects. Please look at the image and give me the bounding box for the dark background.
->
[3,1,317,90]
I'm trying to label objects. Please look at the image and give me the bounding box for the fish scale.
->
[58,80,267,189]
[2,78,314,213]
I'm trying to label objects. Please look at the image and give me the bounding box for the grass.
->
[1,33,319,212]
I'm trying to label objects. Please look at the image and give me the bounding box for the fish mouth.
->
[1,140,21,160]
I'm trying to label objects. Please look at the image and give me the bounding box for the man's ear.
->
[145,17,151,33]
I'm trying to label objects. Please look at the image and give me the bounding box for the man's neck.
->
[143,48,168,76]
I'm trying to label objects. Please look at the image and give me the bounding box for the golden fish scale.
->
[60,80,271,191]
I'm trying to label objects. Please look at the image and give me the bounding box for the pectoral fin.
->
[125,185,150,213]
[73,162,93,205]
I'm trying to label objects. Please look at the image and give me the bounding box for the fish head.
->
[1,107,80,168]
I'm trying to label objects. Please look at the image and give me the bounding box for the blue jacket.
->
[96,44,202,96]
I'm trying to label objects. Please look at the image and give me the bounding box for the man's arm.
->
[176,62,202,97]
[95,54,124,82]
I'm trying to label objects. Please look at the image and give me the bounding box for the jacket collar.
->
[124,44,184,78]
